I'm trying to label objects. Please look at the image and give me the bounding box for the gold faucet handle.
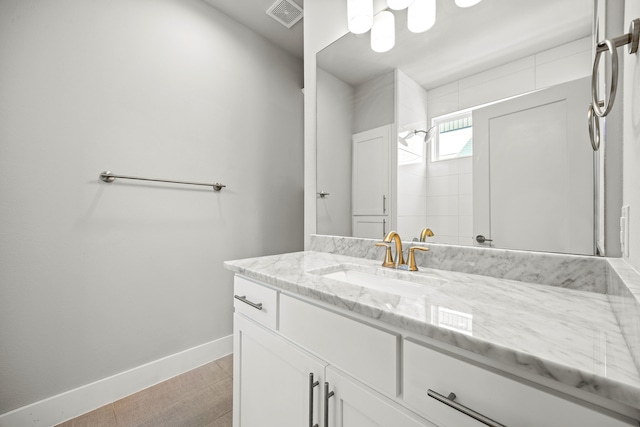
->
[375,242,395,268]
[407,246,429,271]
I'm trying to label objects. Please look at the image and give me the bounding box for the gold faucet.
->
[382,231,405,268]
[419,228,434,242]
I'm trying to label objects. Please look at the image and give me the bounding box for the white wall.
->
[623,0,640,270]
[353,71,395,134]
[316,68,353,236]
[0,0,303,415]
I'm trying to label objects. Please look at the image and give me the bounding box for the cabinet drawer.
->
[403,339,635,427]
[233,276,278,329]
[279,294,399,397]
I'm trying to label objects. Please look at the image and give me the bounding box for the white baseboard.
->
[0,335,233,427]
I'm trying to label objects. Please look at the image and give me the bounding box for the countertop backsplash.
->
[310,234,608,293]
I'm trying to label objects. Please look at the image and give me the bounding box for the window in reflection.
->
[432,111,473,162]
[431,306,473,336]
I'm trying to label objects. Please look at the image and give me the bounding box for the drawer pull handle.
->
[234,295,263,310]
[309,373,320,427]
[427,389,507,427]
[324,382,335,427]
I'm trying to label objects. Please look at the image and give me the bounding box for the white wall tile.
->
[459,68,536,109]
[458,157,473,174]
[426,175,459,197]
[399,194,427,216]
[426,159,459,177]
[427,90,461,122]
[535,50,590,89]
[458,215,473,238]
[459,195,473,216]
[459,56,535,90]
[459,173,473,195]
[427,195,459,216]
[535,37,590,65]
[398,168,427,196]
[425,215,459,236]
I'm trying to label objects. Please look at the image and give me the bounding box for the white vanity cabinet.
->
[403,340,635,427]
[233,277,326,427]
[325,366,432,427]
[232,275,637,427]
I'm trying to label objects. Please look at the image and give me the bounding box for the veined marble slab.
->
[608,258,640,379]
[310,234,607,293]
[225,250,640,412]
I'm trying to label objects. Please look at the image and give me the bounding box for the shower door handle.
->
[475,235,493,244]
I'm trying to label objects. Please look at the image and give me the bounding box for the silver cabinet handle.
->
[233,295,263,310]
[317,191,330,198]
[428,390,507,427]
[382,219,386,237]
[324,382,335,427]
[309,373,319,427]
[382,195,386,213]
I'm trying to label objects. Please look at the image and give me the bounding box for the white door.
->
[352,125,391,217]
[473,77,593,254]
[325,366,432,427]
[233,314,326,427]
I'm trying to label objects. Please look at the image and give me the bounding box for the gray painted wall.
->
[0,0,303,414]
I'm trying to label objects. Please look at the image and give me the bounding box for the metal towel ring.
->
[591,39,618,118]
[587,103,601,151]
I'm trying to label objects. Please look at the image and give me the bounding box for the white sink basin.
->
[309,264,446,298]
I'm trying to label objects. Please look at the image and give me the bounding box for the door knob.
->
[475,235,493,244]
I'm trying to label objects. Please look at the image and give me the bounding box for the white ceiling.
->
[201,0,304,59]
[318,0,592,90]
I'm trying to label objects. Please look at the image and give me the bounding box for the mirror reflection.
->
[316,0,594,255]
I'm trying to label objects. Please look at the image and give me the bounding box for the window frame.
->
[431,110,473,163]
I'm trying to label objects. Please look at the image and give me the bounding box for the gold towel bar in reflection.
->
[99,171,226,191]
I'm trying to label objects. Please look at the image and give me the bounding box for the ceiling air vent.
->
[266,0,303,29]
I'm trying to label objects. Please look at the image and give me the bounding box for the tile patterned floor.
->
[55,354,233,427]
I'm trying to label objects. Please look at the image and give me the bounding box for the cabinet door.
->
[233,314,326,427]
[352,125,391,216]
[352,215,388,239]
[325,367,433,427]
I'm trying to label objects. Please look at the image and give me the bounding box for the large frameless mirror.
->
[316,0,597,255]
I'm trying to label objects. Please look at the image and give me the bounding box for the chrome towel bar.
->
[99,171,226,191]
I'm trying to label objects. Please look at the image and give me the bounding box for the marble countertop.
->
[224,250,640,411]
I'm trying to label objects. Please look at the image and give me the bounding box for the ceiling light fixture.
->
[387,0,415,10]
[408,0,436,33]
[371,11,395,53]
[454,0,482,8]
[347,0,374,34]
